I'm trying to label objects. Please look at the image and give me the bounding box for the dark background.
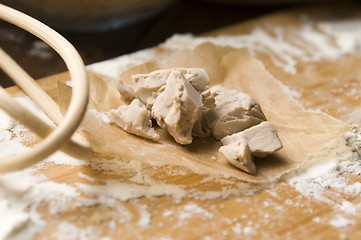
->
[0,0,352,87]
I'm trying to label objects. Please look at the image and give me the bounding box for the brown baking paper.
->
[58,43,351,193]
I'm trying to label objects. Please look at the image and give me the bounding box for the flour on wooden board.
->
[285,129,361,228]
[88,19,361,76]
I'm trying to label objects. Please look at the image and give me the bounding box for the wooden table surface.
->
[4,2,361,240]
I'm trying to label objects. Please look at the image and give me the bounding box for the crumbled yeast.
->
[110,68,282,174]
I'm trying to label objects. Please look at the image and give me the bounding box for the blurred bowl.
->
[1,0,176,32]
[201,0,328,5]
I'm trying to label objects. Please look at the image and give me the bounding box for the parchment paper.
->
[58,43,351,185]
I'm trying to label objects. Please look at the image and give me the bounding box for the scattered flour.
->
[203,236,213,240]
[313,216,322,223]
[88,19,361,78]
[77,180,187,202]
[0,108,15,130]
[286,129,361,228]
[0,168,76,240]
[136,203,151,228]
[232,223,242,234]
[338,200,359,215]
[318,19,361,54]
[54,222,106,240]
[178,203,213,220]
[287,130,361,203]
[159,19,361,75]
[0,98,131,239]
[163,210,174,217]
[41,151,89,167]
[88,109,111,124]
[0,115,29,157]
[329,215,354,228]
[243,226,256,236]
[0,199,32,240]
[78,172,96,182]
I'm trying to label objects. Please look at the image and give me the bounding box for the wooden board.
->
[5,3,361,239]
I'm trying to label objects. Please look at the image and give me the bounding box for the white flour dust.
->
[287,130,361,201]
[53,222,110,240]
[89,17,361,77]
[0,98,130,240]
[286,129,361,228]
[177,203,213,220]
[159,19,361,75]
